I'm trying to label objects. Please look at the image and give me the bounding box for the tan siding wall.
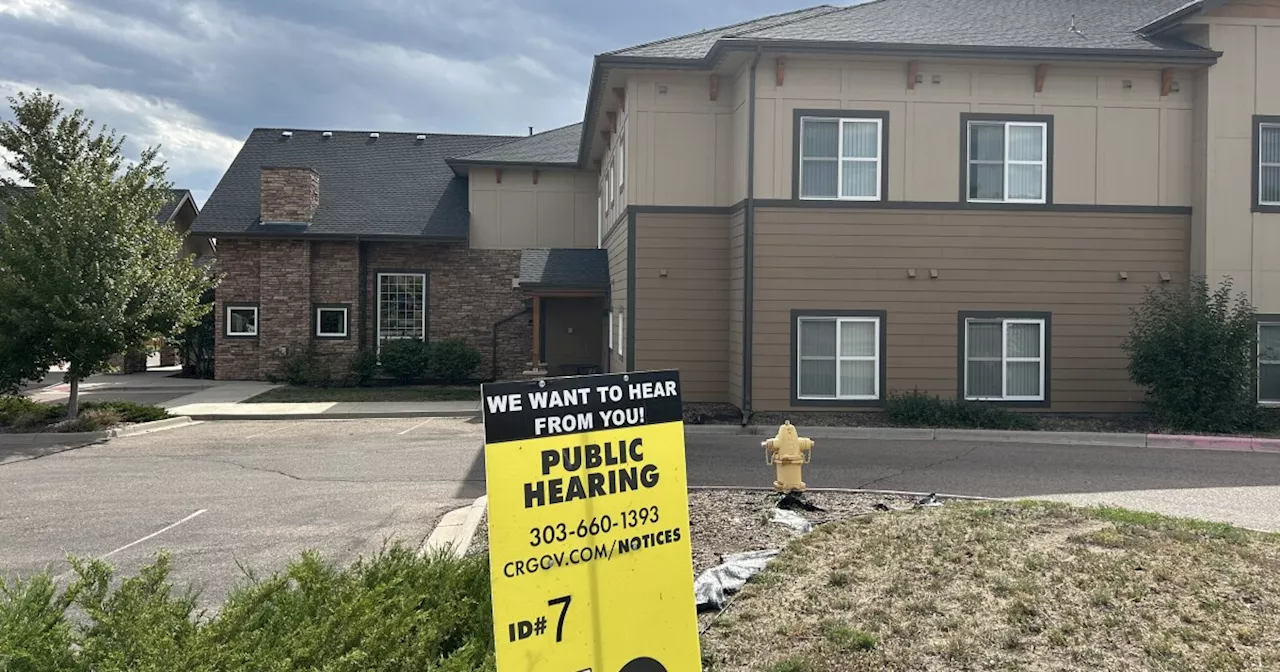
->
[624,73,738,208]
[469,168,598,249]
[751,208,1190,412]
[734,56,1195,206]
[633,213,731,403]
[1186,14,1280,311]
[604,213,628,372]
[728,209,745,407]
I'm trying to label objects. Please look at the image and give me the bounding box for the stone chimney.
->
[260,167,319,223]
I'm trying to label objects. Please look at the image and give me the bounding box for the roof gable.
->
[193,129,517,239]
[449,123,583,168]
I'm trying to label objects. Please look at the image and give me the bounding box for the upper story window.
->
[796,111,887,201]
[964,115,1051,204]
[1256,116,1280,213]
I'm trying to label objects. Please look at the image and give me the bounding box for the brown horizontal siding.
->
[605,217,628,372]
[634,212,731,403]
[751,208,1189,413]
[728,210,745,407]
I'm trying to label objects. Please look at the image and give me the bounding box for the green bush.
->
[379,339,432,383]
[428,338,482,384]
[81,400,169,424]
[267,345,333,387]
[346,348,380,387]
[0,395,48,426]
[56,408,122,433]
[885,389,1037,430]
[1123,277,1258,433]
[0,546,496,671]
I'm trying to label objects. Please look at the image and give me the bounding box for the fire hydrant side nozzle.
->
[762,421,814,493]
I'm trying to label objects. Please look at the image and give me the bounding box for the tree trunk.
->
[67,370,80,420]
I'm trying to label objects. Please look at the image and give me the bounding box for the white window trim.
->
[964,318,1045,402]
[967,121,1048,205]
[796,316,881,401]
[1260,122,1280,207]
[607,311,614,352]
[375,272,427,348]
[798,117,883,202]
[315,306,348,338]
[225,305,258,337]
[618,312,625,357]
[617,133,625,192]
[1258,322,1280,404]
[597,194,604,248]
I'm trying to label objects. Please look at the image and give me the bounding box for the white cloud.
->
[0,79,242,186]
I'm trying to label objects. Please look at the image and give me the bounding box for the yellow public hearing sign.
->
[482,370,700,672]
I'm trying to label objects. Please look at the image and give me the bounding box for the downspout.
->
[742,47,762,423]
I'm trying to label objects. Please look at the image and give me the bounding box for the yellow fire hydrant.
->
[763,421,813,492]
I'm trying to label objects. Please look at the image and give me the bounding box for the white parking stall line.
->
[399,419,434,435]
[55,508,208,581]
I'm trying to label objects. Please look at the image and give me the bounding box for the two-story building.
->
[194,0,1280,414]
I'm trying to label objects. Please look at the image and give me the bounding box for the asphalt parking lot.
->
[0,418,485,608]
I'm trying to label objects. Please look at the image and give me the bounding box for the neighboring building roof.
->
[156,189,195,223]
[519,248,610,290]
[606,5,843,59]
[606,0,1214,59]
[449,123,583,168]
[193,129,518,240]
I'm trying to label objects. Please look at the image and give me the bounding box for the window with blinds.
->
[964,317,1046,401]
[798,115,884,201]
[1259,322,1280,403]
[966,120,1047,204]
[796,316,881,400]
[1260,121,1280,208]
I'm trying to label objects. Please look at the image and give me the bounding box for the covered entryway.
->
[519,248,609,376]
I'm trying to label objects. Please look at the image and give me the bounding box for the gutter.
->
[742,47,762,423]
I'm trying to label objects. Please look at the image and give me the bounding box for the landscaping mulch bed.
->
[701,501,1280,672]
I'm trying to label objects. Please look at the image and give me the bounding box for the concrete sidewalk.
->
[167,395,481,420]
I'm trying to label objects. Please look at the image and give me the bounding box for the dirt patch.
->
[701,501,1280,672]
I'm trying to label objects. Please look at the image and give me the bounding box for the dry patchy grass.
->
[700,501,1280,672]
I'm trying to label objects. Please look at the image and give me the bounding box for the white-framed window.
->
[225,305,258,337]
[796,316,880,400]
[1259,321,1280,403]
[606,166,614,208]
[1259,120,1280,207]
[618,312,625,357]
[607,311,613,352]
[597,194,604,248]
[967,120,1048,204]
[964,317,1046,401]
[617,134,625,192]
[799,116,883,200]
[315,306,348,338]
[376,272,426,347]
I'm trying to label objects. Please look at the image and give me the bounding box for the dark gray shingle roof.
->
[606,0,1213,59]
[450,123,582,166]
[156,189,193,223]
[192,129,517,239]
[607,5,842,58]
[519,248,610,289]
[739,0,1207,52]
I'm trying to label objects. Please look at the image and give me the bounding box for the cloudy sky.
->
[0,0,816,204]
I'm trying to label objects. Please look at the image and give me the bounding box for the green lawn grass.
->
[245,385,480,403]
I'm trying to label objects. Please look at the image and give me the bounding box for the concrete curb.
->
[687,485,994,501]
[421,495,488,558]
[186,410,478,421]
[112,416,198,437]
[684,424,1280,453]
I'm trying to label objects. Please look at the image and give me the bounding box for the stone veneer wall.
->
[260,168,320,223]
[214,238,532,381]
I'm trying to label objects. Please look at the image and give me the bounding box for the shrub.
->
[56,408,123,432]
[346,347,380,387]
[379,339,432,383]
[0,395,47,426]
[81,400,169,424]
[885,389,1037,430]
[1123,277,1257,432]
[0,546,496,671]
[428,338,482,384]
[267,345,332,387]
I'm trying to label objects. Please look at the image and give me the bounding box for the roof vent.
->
[281,130,293,138]
[416,134,426,141]
[322,131,333,138]
[369,132,380,139]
